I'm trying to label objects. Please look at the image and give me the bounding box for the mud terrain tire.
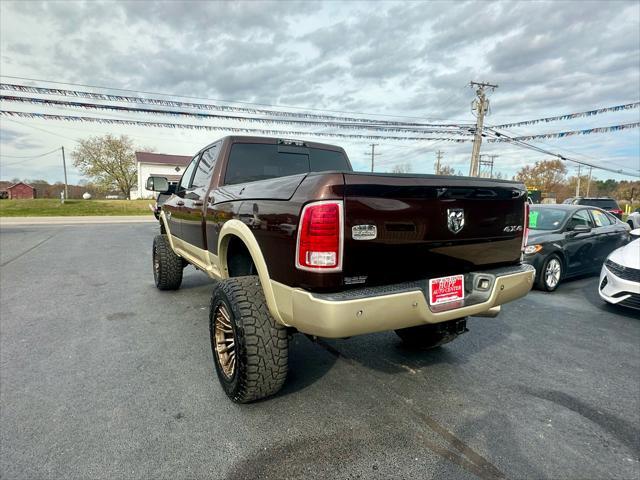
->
[209,276,288,403]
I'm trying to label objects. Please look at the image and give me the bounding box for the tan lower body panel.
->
[170,235,222,280]
[271,267,535,338]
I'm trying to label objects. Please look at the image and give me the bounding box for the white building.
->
[135,151,192,199]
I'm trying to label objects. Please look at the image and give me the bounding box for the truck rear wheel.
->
[152,234,183,290]
[395,318,468,349]
[209,276,288,403]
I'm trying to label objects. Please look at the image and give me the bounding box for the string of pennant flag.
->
[491,102,640,129]
[2,110,638,143]
[0,83,464,128]
[0,110,473,142]
[487,123,640,142]
[0,95,473,136]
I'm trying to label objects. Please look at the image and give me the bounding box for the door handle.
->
[176,200,185,206]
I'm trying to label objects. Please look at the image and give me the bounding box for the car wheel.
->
[537,254,562,292]
[209,276,288,403]
[152,234,183,290]
[395,318,468,349]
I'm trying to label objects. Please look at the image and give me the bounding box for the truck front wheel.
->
[395,318,468,349]
[152,234,183,290]
[209,276,288,403]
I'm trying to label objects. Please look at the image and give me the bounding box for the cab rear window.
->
[224,143,350,185]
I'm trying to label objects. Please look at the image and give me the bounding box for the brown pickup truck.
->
[147,136,535,403]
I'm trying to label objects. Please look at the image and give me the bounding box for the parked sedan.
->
[599,229,640,309]
[523,204,630,291]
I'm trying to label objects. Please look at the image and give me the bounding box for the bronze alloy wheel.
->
[214,303,236,379]
[153,244,160,282]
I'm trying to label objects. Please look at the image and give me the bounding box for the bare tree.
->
[438,165,456,176]
[391,163,412,174]
[72,134,137,198]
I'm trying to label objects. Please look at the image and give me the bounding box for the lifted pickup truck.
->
[147,136,535,403]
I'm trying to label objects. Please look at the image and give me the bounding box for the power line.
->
[0,147,61,159]
[496,127,638,172]
[2,118,81,142]
[485,128,640,177]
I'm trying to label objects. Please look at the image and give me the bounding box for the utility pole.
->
[435,150,443,174]
[365,144,381,172]
[479,154,498,178]
[469,81,498,177]
[586,167,593,197]
[575,165,581,197]
[489,154,498,178]
[61,146,69,200]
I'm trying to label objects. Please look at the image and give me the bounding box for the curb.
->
[0,216,157,225]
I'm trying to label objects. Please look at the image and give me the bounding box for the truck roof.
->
[200,135,347,154]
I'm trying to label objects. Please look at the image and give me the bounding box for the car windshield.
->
[529,208,569,230]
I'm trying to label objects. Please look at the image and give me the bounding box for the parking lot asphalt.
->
[1,223,638,480]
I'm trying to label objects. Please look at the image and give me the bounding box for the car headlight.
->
[524,244,542,255]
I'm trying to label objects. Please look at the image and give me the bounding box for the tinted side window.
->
[192,144,220,189]
[179,155,199,190]
[591,209,612,227]
[605,212,618,224]
[567,210,593,229]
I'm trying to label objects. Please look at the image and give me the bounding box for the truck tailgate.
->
[342,173,527,285]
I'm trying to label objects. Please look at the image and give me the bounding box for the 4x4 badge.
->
[447,208,464,234]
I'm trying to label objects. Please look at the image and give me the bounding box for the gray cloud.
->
[1,0,639,181]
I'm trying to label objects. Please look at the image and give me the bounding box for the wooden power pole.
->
[61,146,69,200]
[435,150,443,174]
[469,81,498,177]
[366,144,381,172]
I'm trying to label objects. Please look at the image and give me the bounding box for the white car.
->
[599,229,640,309]
[627,208,640,229]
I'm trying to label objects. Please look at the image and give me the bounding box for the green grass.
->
[0,199,153,217]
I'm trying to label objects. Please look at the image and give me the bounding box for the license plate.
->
[429,274,464,306]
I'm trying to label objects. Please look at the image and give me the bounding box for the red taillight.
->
[611,209,623,215]
[296,201,343,271]
[522,202,530,251]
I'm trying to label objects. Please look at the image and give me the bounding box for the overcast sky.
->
[1,0,639,185]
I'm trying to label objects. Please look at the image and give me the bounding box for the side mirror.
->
[146,176,169,193]
[630,228,640,237]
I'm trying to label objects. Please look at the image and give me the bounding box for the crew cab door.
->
[181,145,220,250]
[163,154,199,239]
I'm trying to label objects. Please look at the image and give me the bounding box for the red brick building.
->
[7,182,36,199]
